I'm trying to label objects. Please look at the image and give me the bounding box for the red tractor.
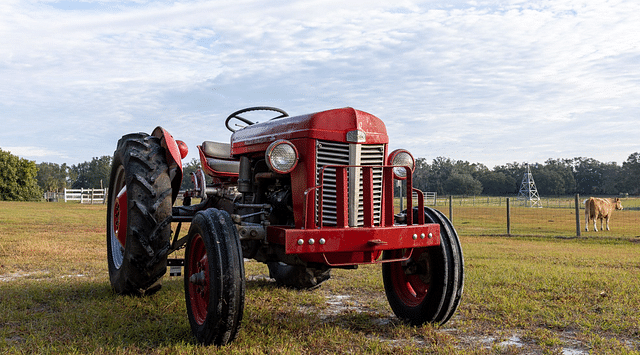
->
[106,107,463,345]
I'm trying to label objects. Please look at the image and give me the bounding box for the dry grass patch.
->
[0,201,105,276]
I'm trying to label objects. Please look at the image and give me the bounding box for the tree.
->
[427,157,455,195]
[570,157,622,195]
[533,169,565,196]
[493,162,525,193]
[619,153,640,194]
[412,158,430,192]
[69,156,112,189]
[414,157,488,195]
[600,162,621,195]
[444,173,483,196]
[478,171,515,195]
[424,157,485,195]
[36,162,68,192]
[572,157,603,194]
[453,160,488,178]
[0,149,42,201]
[180,158,202,190]
[542,159,576,194]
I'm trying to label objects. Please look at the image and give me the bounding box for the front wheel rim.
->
[187,233,209,325]
[390,249,429,307]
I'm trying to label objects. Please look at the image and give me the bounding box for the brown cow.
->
[584,197,623,232]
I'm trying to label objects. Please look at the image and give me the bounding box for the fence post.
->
[575,194,581,237]
[506,197,511,235]
[398,180,403,213]
[449,195,453,222]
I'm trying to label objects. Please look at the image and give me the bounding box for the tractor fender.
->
[152,126,187,202]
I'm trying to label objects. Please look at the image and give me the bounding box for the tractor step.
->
[168,258,184,276]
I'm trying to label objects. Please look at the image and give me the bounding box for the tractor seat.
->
[201,141,240,175]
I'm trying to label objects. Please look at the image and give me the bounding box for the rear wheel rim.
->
[187,233,209,325]
[390,249,429,307]
[109,166,126,269]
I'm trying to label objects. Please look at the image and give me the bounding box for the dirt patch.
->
[0,271,50,282]
[0,270,86,282]
[311,292,600,354]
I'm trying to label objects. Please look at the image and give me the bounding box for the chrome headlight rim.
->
[388,149,415,180]
[265,139,299,174]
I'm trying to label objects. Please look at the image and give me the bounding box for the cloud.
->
[2,146,67,162]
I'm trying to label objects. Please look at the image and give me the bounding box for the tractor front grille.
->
[316,140,384,227]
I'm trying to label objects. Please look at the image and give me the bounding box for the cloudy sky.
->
[1,0,639,169]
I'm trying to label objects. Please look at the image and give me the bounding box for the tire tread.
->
[106,133,172,295]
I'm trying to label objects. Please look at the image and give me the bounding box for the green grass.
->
[1,201,640,354]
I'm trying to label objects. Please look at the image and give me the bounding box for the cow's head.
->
[615,197,623,210]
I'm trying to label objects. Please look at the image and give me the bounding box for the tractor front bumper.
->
[267,223,441,266]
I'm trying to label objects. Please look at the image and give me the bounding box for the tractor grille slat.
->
[354,144,384,225]
[316,140,385,227]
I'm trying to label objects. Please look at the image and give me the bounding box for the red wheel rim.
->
[389,249,428,307]
[187,233,209,325]
[113,187,128,248]
[109,167,127,269]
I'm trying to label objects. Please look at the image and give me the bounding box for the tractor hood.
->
[230,107,388,156]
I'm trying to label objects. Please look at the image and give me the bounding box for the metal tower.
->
[517,163,541,207]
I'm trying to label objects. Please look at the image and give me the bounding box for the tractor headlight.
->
[388,149,415,180]
[266,140,299,174]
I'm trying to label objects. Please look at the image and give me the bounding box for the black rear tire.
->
[382,207,464,325]
[184,209,245,346]
[106,133,173,295]
[267,262,331,290]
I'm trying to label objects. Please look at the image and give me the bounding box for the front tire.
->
[184,209,245,346]
[106,133,173,295]
[382,207,464,325]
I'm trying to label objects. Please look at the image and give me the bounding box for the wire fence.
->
[402,194,640,239]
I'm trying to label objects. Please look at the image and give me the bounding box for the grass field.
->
[1,201,639,354]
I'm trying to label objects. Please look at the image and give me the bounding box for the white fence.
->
[63,188,107,204]
[410,191,437,205]
[405,191,438,206]
[423,192,437,205]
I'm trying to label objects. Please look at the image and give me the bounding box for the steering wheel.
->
[225,106,289,132]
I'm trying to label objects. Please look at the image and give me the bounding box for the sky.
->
[1,0,639,169]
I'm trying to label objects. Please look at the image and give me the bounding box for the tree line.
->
[2,147,640,201]
[0,152,116,201]
[34,157,201,194]
[413,154,640,196]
